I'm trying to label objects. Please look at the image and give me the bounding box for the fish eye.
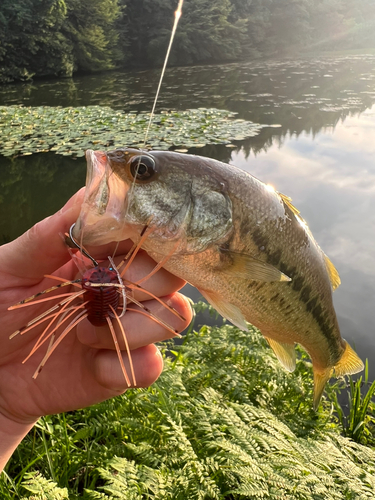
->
[130,155,156,181]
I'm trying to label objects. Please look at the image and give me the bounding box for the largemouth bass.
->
[73,148,364,409]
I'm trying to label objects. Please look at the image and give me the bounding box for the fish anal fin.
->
[265,337,296,372]
[323,253,341,291]
[219,248,291,282]
[199,289,248,331]
[313,367,332,411]
[334,341,364,377]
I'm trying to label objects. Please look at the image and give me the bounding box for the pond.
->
[1,54,375,379]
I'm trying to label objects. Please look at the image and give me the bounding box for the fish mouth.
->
[72,149,130,246]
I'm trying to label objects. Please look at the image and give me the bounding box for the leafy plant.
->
[21,472,70,500]
[1,307,375,499]
[328,359,375,446]
[0,106,265,158]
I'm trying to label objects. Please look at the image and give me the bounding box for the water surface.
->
[1,54,375,377]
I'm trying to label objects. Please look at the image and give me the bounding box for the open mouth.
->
[72,150,130,246]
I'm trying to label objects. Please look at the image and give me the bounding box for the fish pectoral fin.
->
[219,248,291,282]
[313,367,332,411]
[199,289,248,331]
[323,253,341,291]
[334,340,364,377]
[265,338,296,372]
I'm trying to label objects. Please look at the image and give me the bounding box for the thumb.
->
[0,189,85,283]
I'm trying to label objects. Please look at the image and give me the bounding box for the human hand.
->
[0,189,192,471]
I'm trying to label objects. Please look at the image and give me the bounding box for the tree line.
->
[1,0,375,84]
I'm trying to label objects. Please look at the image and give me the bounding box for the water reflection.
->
[0,154,85,242]
[2,55,375,127]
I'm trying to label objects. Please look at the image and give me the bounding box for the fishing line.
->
[143,0,184,148]
[123,0,184,248]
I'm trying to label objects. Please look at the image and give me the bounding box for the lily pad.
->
[0,105,266,158]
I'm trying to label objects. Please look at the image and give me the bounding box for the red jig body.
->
[82,266,121,327]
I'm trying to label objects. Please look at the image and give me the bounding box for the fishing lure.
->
[8,223,184,385]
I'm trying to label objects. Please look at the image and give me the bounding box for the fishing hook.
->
[68,223,99,267]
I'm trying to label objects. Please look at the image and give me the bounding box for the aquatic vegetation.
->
[0,106,265,157]
[1,307,374,499]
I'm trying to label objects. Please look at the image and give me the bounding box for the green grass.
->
[1,304,374,499]
[327,359,375,446]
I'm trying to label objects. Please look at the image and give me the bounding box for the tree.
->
[171,0,245,64]
[266,0,311,55]
[119,0,244,67]
[2,0,375,83]
[63,0,121,72]
[0,0,122,83]
[0,0,70,83]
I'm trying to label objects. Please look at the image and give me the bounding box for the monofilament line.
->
[124,0,184,221]
[142,0,184,147]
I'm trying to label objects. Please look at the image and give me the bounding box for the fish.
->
[72,148,364,409]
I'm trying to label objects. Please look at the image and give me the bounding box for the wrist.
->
[0,412,37,473]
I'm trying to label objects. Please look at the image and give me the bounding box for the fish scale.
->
[72,148,364,410]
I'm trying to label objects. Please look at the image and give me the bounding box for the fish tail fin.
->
[313,367,332,411]
[334,340,364,377]
[313,342,364,411]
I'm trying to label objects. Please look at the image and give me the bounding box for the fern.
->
[20,472,69,500]
[1,311,375,499]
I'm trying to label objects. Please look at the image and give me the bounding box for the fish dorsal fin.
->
[334,340,364,377]
[323,253,341,291]
[199,289,248,331]
[278,192,300,216]
[313,367,332,411]
[278,192,341,291]
[265,337,296,372]
[279,192,311,227]
[219,248,291,282]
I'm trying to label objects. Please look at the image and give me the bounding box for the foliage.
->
[328,360,375,447]
[2,0,375,83]
[21,472,70,500]
[0,0,121,83]
[1,307,375,499]
[0,105,265,157]
[0,0,70,83]
[119,0,244,66]
[62,0,121,73]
